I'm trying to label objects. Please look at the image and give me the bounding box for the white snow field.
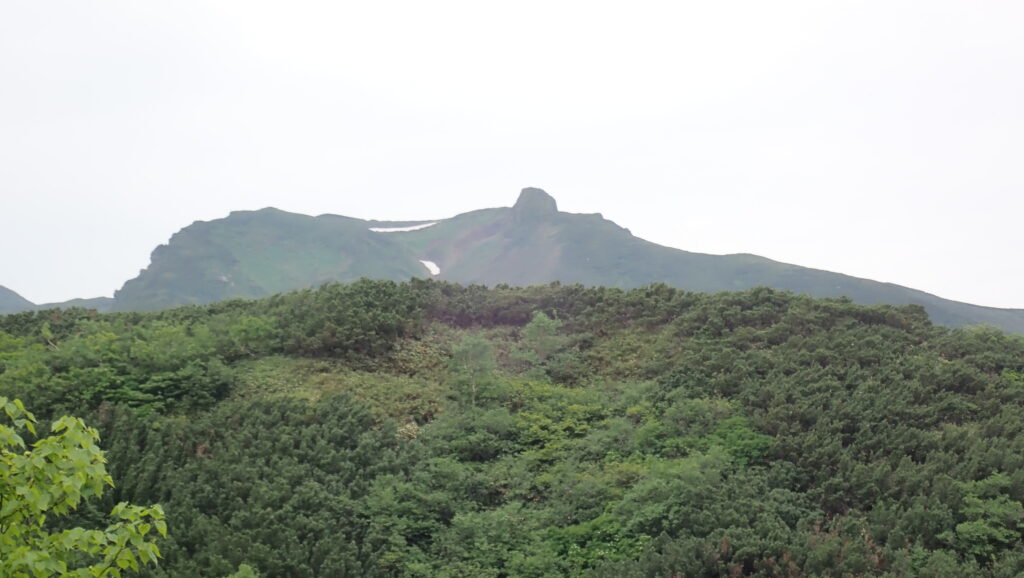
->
[419,260,441,276]
[369,222,438,232]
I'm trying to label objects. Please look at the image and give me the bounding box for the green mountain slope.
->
[0,285,34,314]
[112,208,430,311]
[391,188,1024,333]
[105,188,1024,332]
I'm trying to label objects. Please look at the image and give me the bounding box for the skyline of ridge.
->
[3,187,1023,314]
[4,188,1023,337]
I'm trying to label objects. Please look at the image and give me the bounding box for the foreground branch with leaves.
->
[0,397,165,577]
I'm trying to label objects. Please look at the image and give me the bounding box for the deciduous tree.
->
[0,397,165,577]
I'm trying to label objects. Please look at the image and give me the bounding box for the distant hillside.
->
[34,296,114,312]
[0,286,33,314]
[112,208,428,311]
[389,189,1024,333]
[9,187,1021,333]
[0,286,113,315]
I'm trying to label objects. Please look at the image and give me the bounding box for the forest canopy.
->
[2,279,1023,576]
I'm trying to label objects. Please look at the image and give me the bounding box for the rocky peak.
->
[512,187,558,221]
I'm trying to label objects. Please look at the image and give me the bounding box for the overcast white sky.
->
[2,1,1022,308]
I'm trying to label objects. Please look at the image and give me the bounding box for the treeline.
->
[2,280,1024,576]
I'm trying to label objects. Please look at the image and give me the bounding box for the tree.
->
[0,397,166,577]
[941,473,1024,563]
[520,311,564,364]
[449,335,497,407]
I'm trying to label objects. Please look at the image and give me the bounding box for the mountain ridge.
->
[3,188,1023,333]
[0,285,35,314]
[0,284,114,315]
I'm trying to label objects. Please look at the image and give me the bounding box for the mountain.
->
[0,286,113,315]
[112,207,428,311]
[0,286,34,314]
[390,189,1024,332]
[34,297,114,312]
[8,187,1023,333]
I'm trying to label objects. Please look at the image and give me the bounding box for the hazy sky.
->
[2,1,1022,308]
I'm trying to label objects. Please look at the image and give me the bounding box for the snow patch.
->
[419,260,441,276]
[369,222,437,233]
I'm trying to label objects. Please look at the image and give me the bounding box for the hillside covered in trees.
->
[2,280,1024,576]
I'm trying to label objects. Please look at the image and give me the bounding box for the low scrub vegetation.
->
[2,280,1023,576]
